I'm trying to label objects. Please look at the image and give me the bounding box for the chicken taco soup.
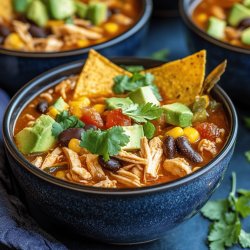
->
[14,50,229,188]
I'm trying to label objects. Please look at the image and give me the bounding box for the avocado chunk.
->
[122,125,144,151]
[162,103,193,128]
[241,27,250,45]
[207,17,226,40]
[106,97,133,110]
[13,0,32,13]
[53,97,69,112]
[228,4,250,26]
[75,1,88,18]
[27,0,49,27]
[87,3,108,25]
[15,115,56,154]
[48,0,75,20]
[129,86,160,106]
[243,0,250,8]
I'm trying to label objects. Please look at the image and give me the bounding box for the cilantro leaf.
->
[52,111,84,137]
[112,72,162,101]
[143,122,156,139]
[150,49,169,61]
[239,230,250,248]
[122,65,145,73]
[245,151,250,163]
[201,200,229,221]
[122,103,163,123]
[235,196,250,218]
[244,116,250,129]
[238,189,250,197]
[80,126,129,161]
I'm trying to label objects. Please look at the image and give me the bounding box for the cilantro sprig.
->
[121,103,163,123]
[112,72,162,101]
[52,111,84,137]
[80,126,129,161]
[201,173,250,250]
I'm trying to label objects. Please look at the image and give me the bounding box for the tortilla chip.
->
[144,50,206,105]
[0,0,13,21]
[73,49,131,99]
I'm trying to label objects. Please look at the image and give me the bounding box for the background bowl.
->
[180,0,250,106]
[0,0,152,96]
[3,58,238,244]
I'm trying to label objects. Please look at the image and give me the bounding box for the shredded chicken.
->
[117,169,140,182]
[63,147,92,180]
[40,92,53,103]
[33,36,63,52]
[142,137,163,182]
[122,164,135,170]
[55,78,76,100]
[94,177,117,188]
[73,19,92,28]
[131,166,143,179]
[24,114,35,121]
[163,158,192,177]
[85,154,106,181]
[111,14,132,25]
[110,173,141,187]
[41,147,62,170]
[198,139,217,156]
[193,167,201,172]
[115,150,147,165]
[32,156,43,168]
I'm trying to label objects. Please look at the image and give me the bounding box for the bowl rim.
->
[0,0,152,58]
[179,0,250,55]
[2,58,238,196]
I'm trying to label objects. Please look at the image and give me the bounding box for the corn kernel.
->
[70,97,91,117]
[68,139,82,154]
[165,127,184,139]
[46,20,64,27]
[183,127,200,143]
[104,22,119,34]
[197,13,208,23]
[56,171,66,179]
[77,39,90,48]
[47,106,59,118]
[4,33,25,50]
[93,104,106,114]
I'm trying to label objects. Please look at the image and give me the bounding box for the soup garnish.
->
[193,0,250,49]
[14,50,229,188]
[0,0,141,52]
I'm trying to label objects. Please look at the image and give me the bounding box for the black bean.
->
[176,136,203,163]
[36,100,49,114]
[0,25,11,38]
[29,24,49,38]
[84,124,97,131]
[98,156,122,172]
[238,18,250,30]
[58,128,85,146]
[163,136,176,159]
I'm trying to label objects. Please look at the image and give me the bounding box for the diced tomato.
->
[105,109,131,129]
[195,122,221,141]
[81,108,104,128]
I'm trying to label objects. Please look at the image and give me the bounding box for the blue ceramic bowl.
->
[2,58,238,244]
[180,0,250,106]
[0,0,152,96]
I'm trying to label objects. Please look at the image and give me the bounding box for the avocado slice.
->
[129,86,160,106]
[243,0,250,8]
[27,0,49,27]
[13,0,32,13]
[87,3,108,25]
[15,115,56,154]
[106,97,133,110]
[207,17,226,40]
[162,103,193,128]
[75,1,88,19]
[228,4,250,26]
[48,0,75,20]
[53,97,69,112]
[122,125,144,151]
[241,27,250,45]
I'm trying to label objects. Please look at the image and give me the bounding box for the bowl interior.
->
[2,58,238,195]
[0,0,152,58]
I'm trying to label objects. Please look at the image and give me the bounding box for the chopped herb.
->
[244,116,250,129]
[80,126,130,161]
[121,65,145,73]
[122,103,163,123]
[245,151,250,163]
[150,49,169,61]
[112,72,162,101]
[52,111,84,137]
[201,173,250,249]
[143,122,156,139]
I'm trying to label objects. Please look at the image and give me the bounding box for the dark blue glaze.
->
[0,0,152,96]
[2,59,238,244]
[180,0,250,106]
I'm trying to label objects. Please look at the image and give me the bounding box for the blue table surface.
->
[0,17,250,250]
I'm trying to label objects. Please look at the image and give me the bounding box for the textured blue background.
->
[0,17,249,250]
